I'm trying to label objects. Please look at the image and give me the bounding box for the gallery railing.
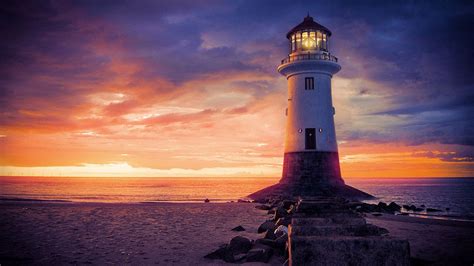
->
[281,53,338,64]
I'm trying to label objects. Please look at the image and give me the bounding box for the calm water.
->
[1,176,473,219]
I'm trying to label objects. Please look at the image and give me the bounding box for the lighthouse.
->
[277,15,343,186]
[249,15,371,201]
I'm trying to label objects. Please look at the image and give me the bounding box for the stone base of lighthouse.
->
[281,151,344,186]
[248,151,373,202]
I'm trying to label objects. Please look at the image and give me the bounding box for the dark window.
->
[305,77,314,90]
[305,128,316,150]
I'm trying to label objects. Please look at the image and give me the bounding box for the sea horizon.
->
[2,176,473,221]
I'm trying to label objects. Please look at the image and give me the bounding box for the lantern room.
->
[286,15,332,53]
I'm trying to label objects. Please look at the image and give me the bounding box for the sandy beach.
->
[1,201,473,265]
[0,202,275,265]
[367,213,474,265]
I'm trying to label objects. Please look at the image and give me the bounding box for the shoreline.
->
[2,197,473,223]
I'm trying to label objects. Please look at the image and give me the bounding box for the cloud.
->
[0,0,473,177]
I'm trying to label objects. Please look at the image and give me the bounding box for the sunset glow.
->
[1,1,472,178]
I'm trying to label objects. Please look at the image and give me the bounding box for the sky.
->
[0,0,473,178]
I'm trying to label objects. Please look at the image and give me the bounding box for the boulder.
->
[228,236,252,255]
[274,233,288,249]
[231,225,245,232]
[258,220,276,234]
[246,245,273,263]
[378,202,388,209]
[281,200,296,210]
[264,229,276,240]
[255,204,272,210]
[387,202,401,212]
[426,208,442,212]
[274,206,289,220]
[204,244,227,260]
[204,198,210,203]
[276,217,292,227]
[255,238,276,247]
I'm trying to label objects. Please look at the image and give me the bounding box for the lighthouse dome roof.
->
[286,15,332,39]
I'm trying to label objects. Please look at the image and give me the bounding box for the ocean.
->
[1,176,473,220]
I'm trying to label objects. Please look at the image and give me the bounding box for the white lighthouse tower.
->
[277,15,344,186]
[249,15,372,201]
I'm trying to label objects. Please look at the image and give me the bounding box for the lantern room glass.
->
[290,30,328,52]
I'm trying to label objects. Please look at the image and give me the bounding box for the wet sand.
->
[0,202,272,265]
[1,202,473,265]
[367,213,474,266]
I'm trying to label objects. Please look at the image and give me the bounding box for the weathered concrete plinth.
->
[248,152,373,202]
[287,198,411,266]
[289,236,410,266]
[281,151,344,186]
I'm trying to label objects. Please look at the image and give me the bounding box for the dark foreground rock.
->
[231,225,245,231]
[228,236,252,255]
[246,244,273,263]
[258,220,276,234]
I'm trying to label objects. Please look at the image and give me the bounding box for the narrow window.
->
[305,77,314,90]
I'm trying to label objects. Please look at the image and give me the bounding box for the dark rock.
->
[267,209,276,215]
[355,203,382,213]
[404,204,423,212]
[387,202,401,212]
[237,199,250,203]
[274,206,289,220]
[233,253,246,262]
[204,198,210,203]
[287,204,296,214]
[426,208,442,212]
[255,238,276,247]
[378,202,388,209]
[204,244,227,259]
[258,220,276,234]
[228,236,252,255]
[246,245,273,263]
[420,204,425,208]
[399,212,409,216]
[372,213,382,217]
[231,225,245,232]
[281,200,296,210]
[276,217,292,227]
[446,207,450,211]
[274,234,288,249]
[255,204,272,210]
[264,229,276,240]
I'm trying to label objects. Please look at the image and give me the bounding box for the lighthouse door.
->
[305,128,316,150]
